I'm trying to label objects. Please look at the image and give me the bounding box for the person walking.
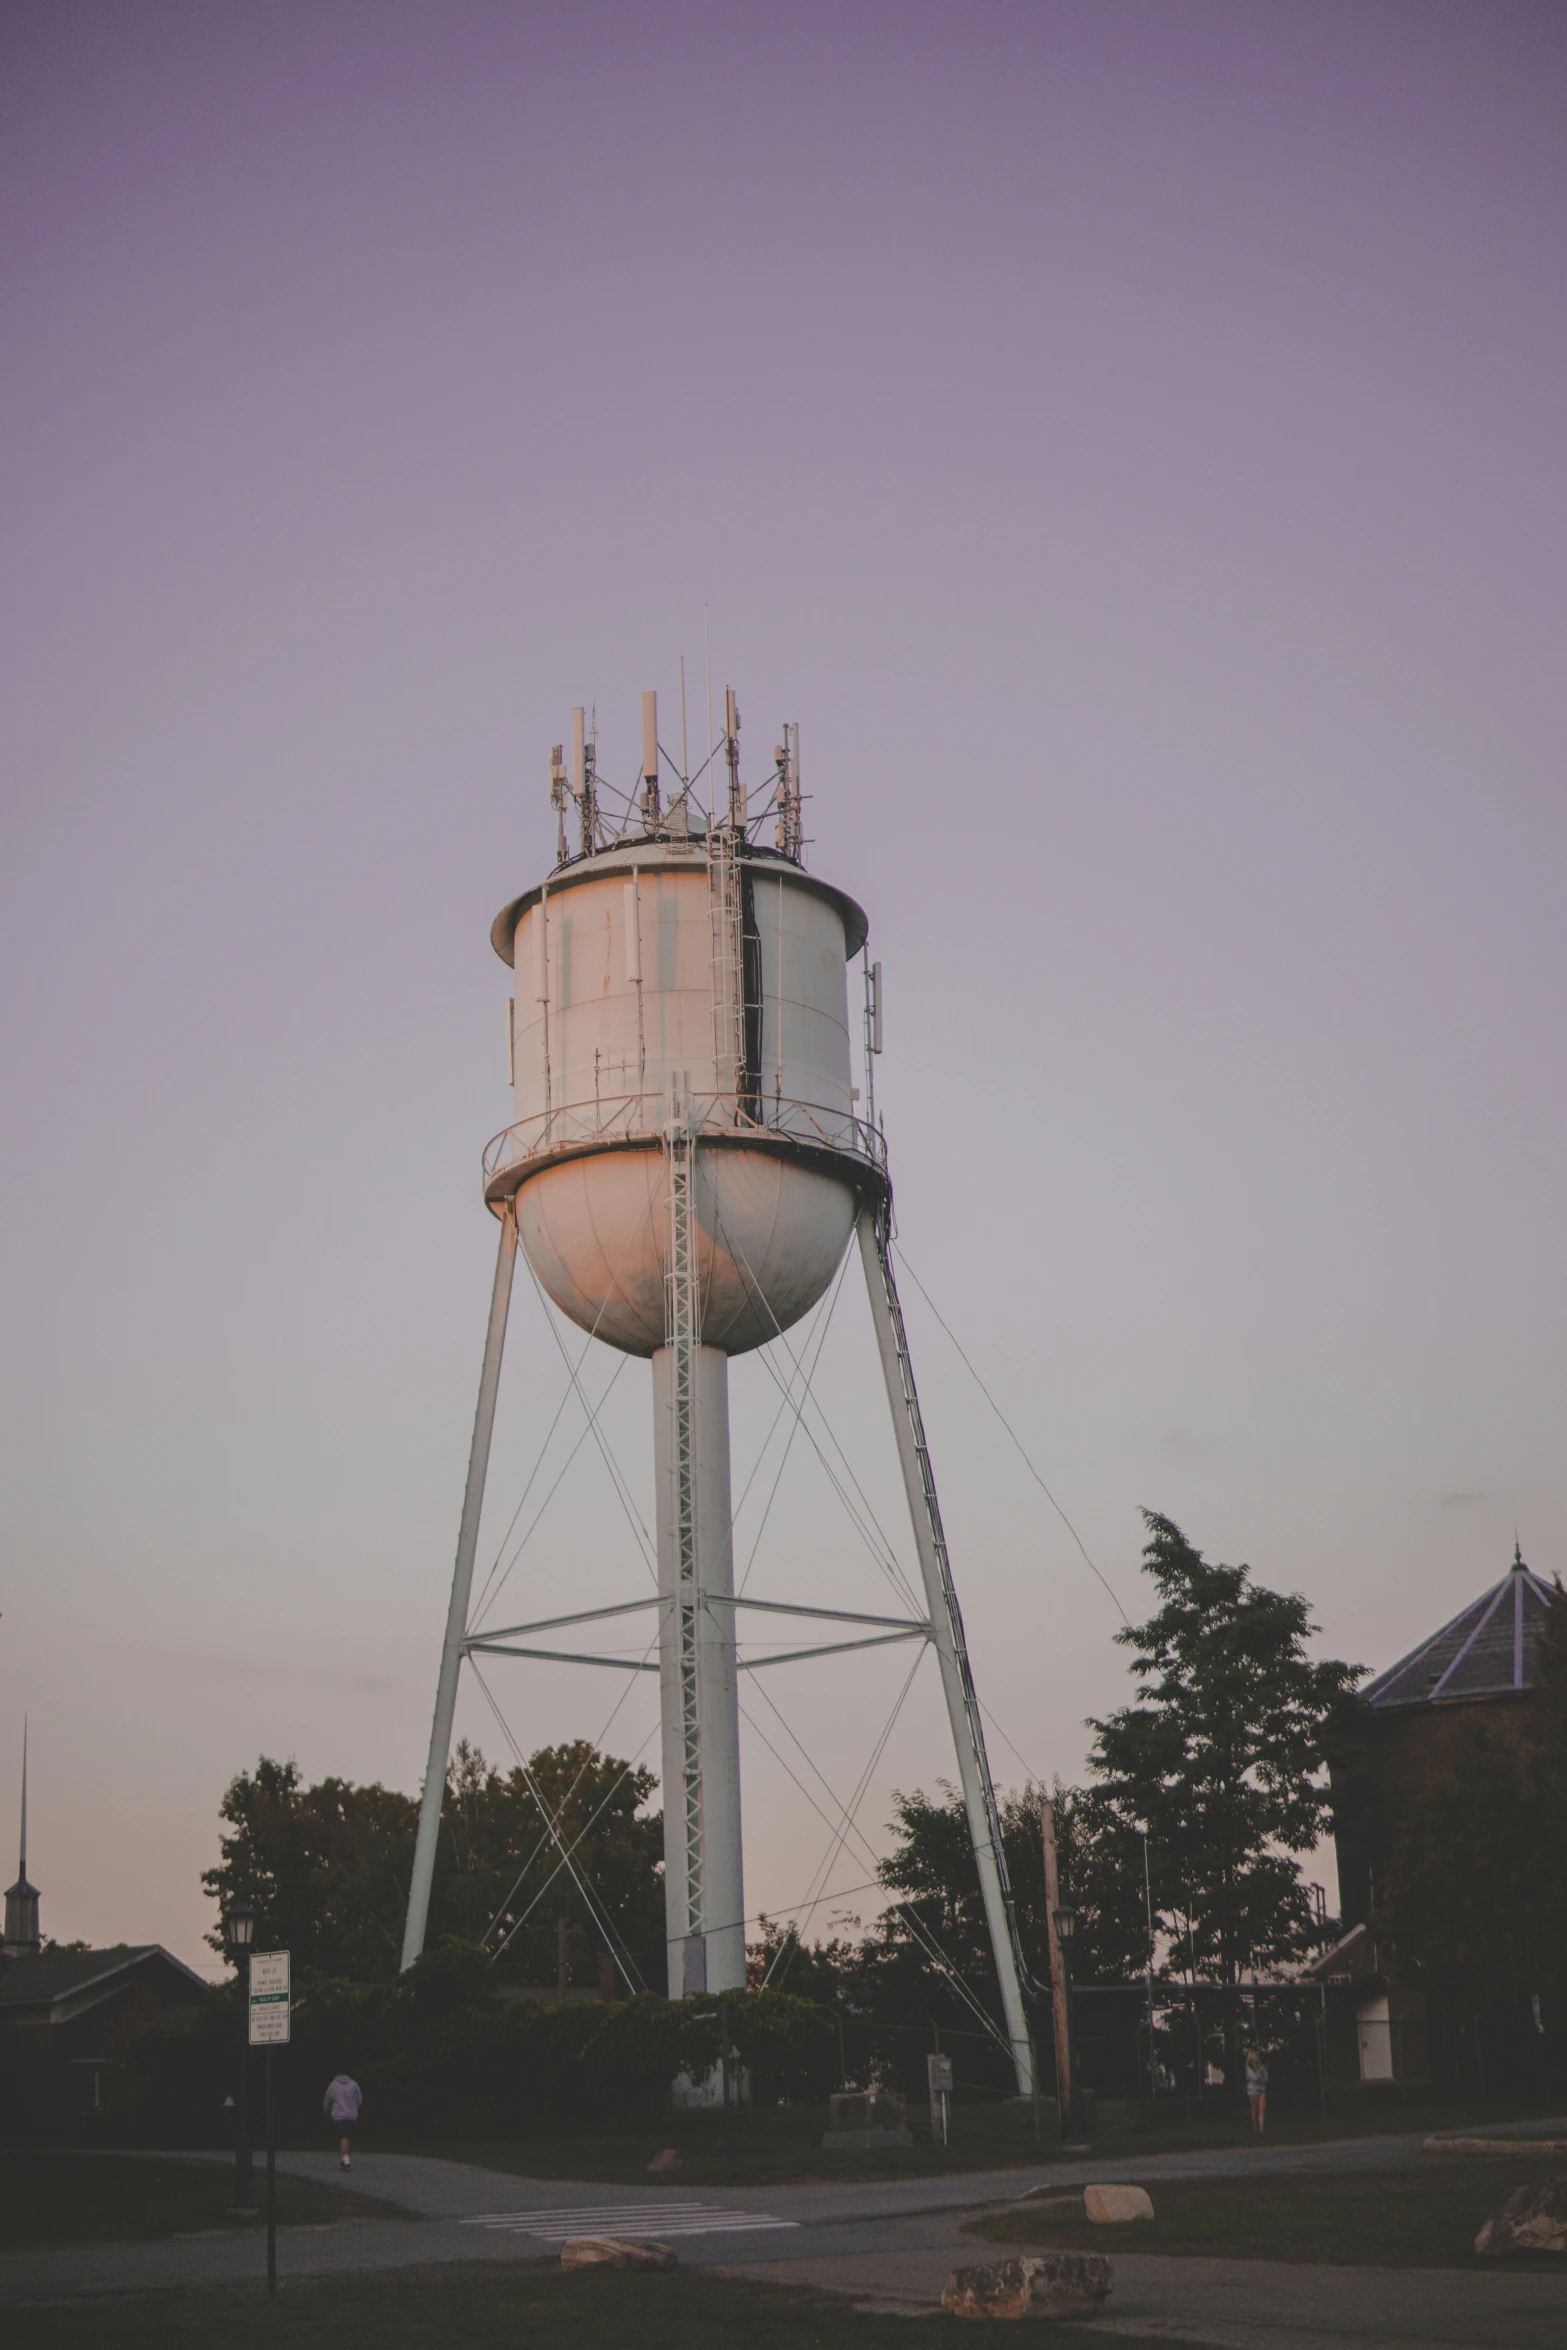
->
[323,2071,362,2168]
[1244,2048,1268,2136]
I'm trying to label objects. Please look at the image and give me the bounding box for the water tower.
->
[401,690,1035,2091]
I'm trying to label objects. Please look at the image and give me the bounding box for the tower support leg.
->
[857,1203,1036,2095]
[401,1202,519,1971]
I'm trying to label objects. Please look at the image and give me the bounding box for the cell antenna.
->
[641,691,661,827]
[725,686,743,829]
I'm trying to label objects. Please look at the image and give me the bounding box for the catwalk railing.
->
[482,1089,889,1194]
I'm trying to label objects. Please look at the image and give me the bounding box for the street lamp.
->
[226,1899,255,2210]
[1052,1905,1079,2142]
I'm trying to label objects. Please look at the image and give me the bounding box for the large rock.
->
[1085,2183,1154,2224]
[942,2253,1111,2320]
[1475,2176,1567,2257]
[560,2236,678,2271]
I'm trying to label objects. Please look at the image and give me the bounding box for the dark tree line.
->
[202,1737,663,1990]
[758,1512,1362,2095]
[203,1511,1438,2098]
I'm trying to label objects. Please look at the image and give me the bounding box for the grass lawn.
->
[11,2264,1218,2348]
[356,2092,1567,2188]
[0,2154,411,2250]
[370,2100,1058,2186]
[964,2158,1564,2269]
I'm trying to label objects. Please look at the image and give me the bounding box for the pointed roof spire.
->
[4,1719,41,1960]
[1514,1533,1526,1571]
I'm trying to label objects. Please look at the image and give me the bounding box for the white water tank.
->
[487,837,877,1353]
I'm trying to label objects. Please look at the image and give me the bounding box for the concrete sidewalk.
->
[267,2114,1567,2229]
[3,2141,1564,2348]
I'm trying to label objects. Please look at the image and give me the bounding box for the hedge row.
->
[120,1942,841,2142]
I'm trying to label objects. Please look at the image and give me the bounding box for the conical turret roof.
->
[1362,1544,1555,1712]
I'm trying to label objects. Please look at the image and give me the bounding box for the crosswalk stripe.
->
[460,2199,797,2240]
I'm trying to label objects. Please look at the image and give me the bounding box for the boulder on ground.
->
[1474,2175,1567,2257]
[646,2147,684,2175]
[942,2252,1111,2319]
[1085,2183,1154,2224]
[560,2236,677,2271]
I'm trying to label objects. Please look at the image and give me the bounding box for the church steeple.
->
[3,1721,40,1960]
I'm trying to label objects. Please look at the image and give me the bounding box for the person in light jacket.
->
[1244,2049,1268,2137]
[323,2072,362,2169]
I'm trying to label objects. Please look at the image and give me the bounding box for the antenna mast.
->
[724,687,744,829]
[641,690,661,829]
[549,745,568,863]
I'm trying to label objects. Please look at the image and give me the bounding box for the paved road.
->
[4,2133,1565,2348]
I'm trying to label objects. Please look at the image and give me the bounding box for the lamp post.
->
[226,1898,255,2210]
[1052,1903,1079,2143]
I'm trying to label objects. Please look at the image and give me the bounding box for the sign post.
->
[248,1950,291,2295]
[927,2051,953,2147]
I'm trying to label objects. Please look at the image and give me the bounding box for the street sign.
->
[248,1949,291,2046]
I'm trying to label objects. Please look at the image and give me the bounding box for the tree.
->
[432,1738,664,1992]
[750,1778,1156,2097]
[202,1740,663,1987]
[201,1758,417,1978]
[872,1779,1151,1997]
[752,1516,1356,2096]
[1087,1512,1360,2043]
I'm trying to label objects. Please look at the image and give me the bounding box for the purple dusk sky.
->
[2,3,1564,1970]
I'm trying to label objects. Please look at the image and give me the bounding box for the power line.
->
[471,1356,632,1630]
[753,1644,925,1973]
[470,1662,649,1994]
[471,1189,661,1626]
[478,1630,662,1947]
[714,1204,920,1613]
[891,1241,1129,1625]
[736,1253,853,1595]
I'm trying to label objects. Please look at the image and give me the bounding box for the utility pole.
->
[1040,1798,1073,2134]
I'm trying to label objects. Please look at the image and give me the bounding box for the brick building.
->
[1,1749,209,2135]
[1312,1544,1554,2087]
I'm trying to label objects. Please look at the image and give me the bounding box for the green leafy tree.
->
[1087,1512,1360,2064]
[433,1738,664,1992]
[748,1779,1153,2095]
[201,1758,417,1978]
[202,1739,663,1987]
[872,1779,1150,1996]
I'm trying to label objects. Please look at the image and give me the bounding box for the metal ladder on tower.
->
[707,822,746,1120]
[664,1081,706,1987]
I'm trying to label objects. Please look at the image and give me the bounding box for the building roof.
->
[1303,1920,1374,1981]
[0,1943,209,2022]
[1361,1545,1556,1712]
